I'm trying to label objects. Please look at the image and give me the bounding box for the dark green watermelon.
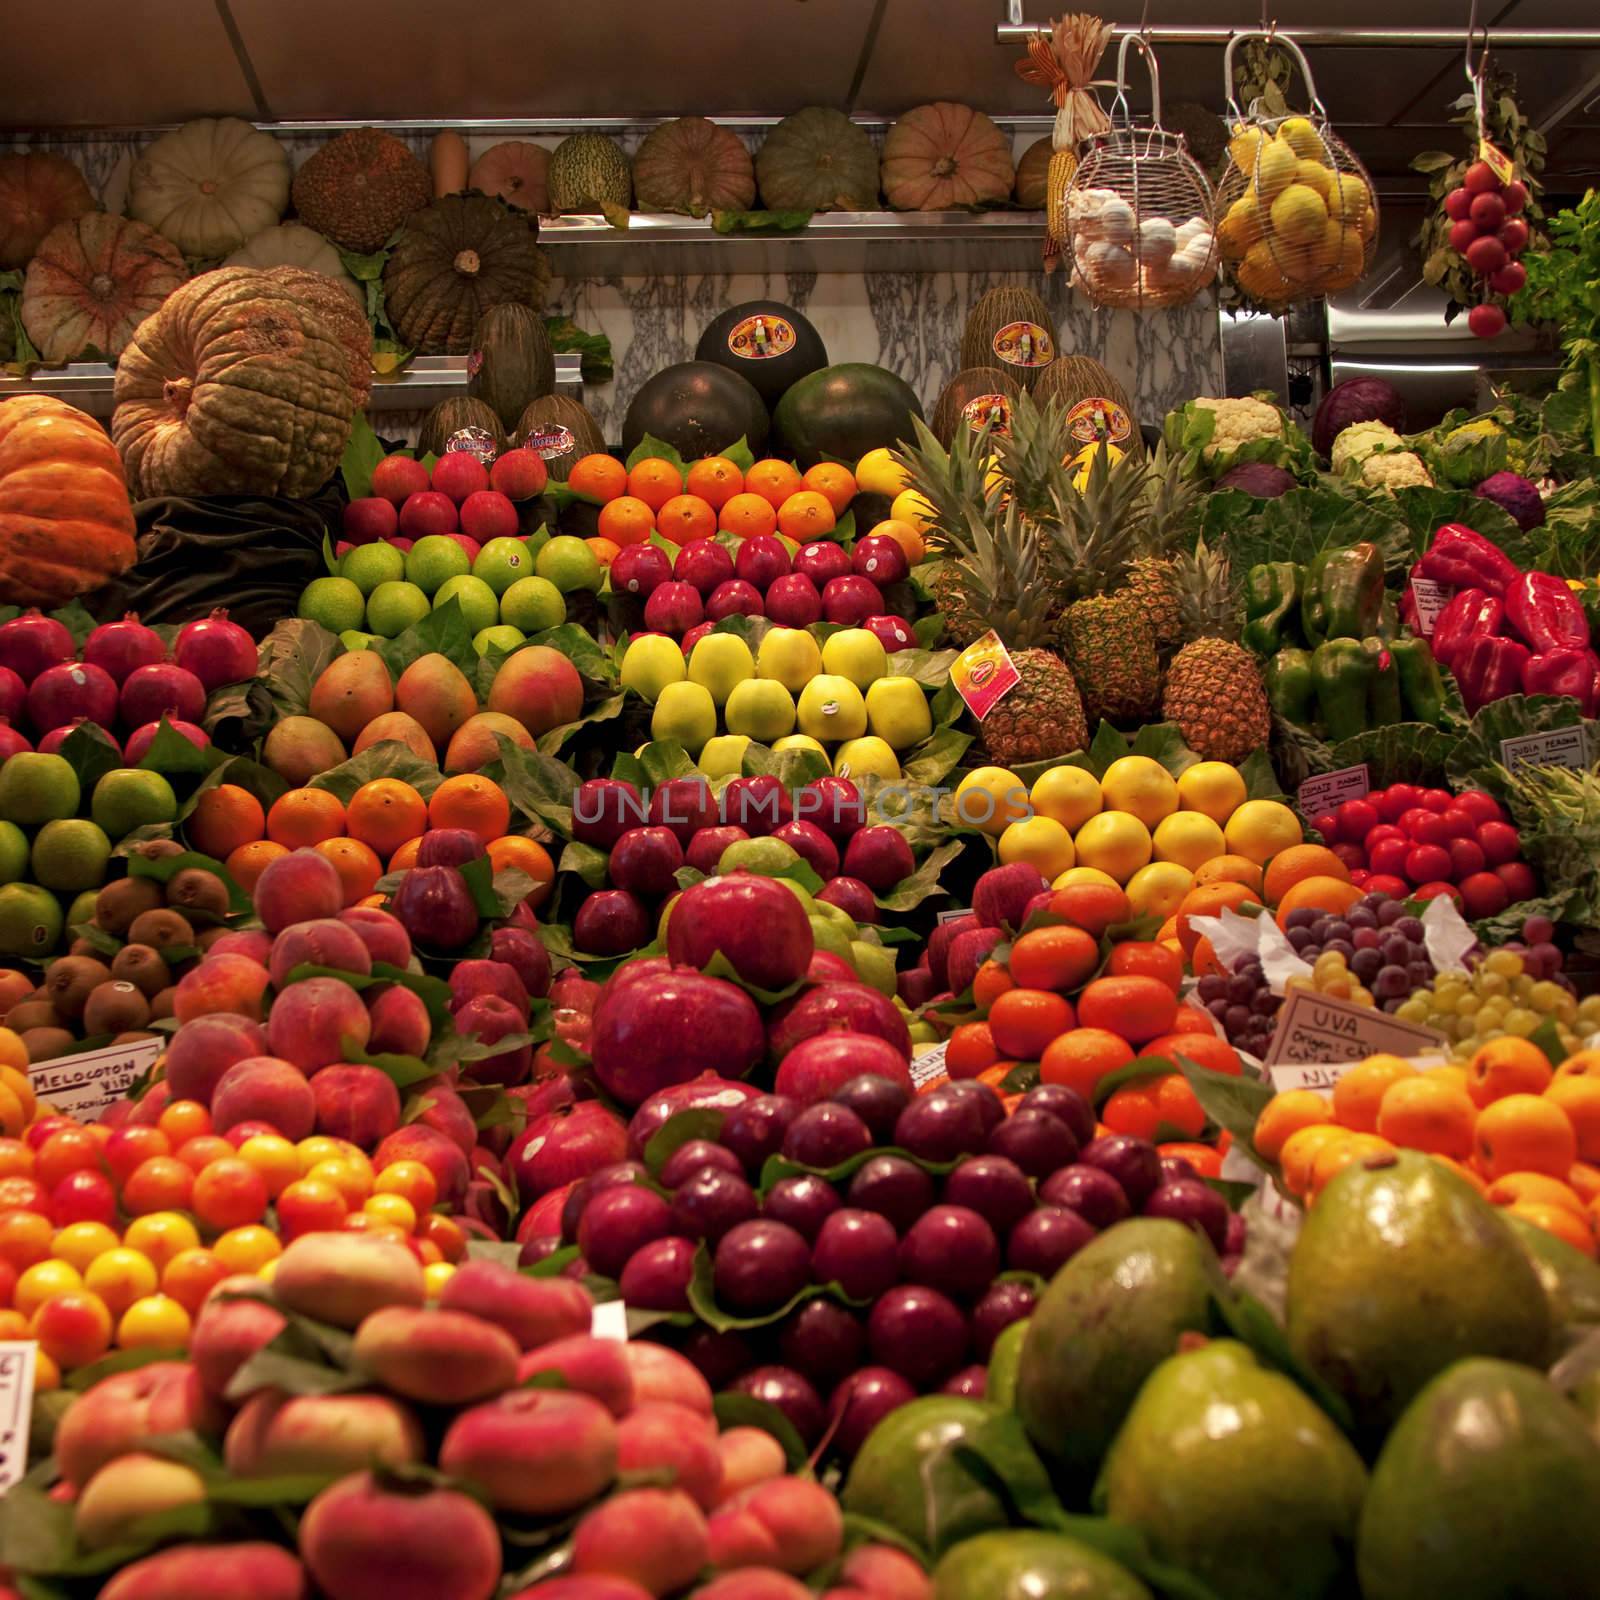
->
[774,363,924,469]
[695,300,828,408]
[621,361,769,460]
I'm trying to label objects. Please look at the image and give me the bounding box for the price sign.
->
[32,1037,161,1123]
[1408,578,1453,637]
[0,1342,36,1494]
[935,906,972,926]
[1297,765,1370,819]
[1501,726,1591,773]
[1265,988,1447,1074]
[950,631,1021,721]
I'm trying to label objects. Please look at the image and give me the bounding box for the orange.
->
[1076,976,1178,1045]
[1474,1092,1577,1180]
[745,459,804,510]
[568,453,628,503]
[1484,1171,1587,1216]
[387,836,423,872]
[1193,855,1263,893]
[686,456,744,509]
[1190,937,1228,980]
[1262,843,1351,906]
[1422,1063,1472,1094]
[1106,941,1184,993]
[1158,1141,1224,1178]
[1545,1076,1600,1163]
[429,773,511,846]
[1103,1082,1161,1139]
[1466,1035,1553,1108]
[161,1248,229,1314]
[1273,875,1363,929]
[777,490,837,542]
[1040,1028,1134,1099]
[1143,1030,1242,1077]
[655,494,717,546]
[869,519,925,565]
[1554,1049,1600,1081]
[157,1100,211,1146]
[1308,1130,1393,1201]
[346,778,428,859]
[1569,1162,1600,1204]
[1279,1123,1351,1197]
[718,492,779,539]
[585,537,621,569]
[1332,1054,1417,1133]
[1156,918,1179,945]
[1253,1088,1334,1162]
[988,988,1074,1060]
[971,959,1015,1010]
[597,495,655,547]
[186,784,266,859]
[314,837,384,906]
[946,1022,1000,1080]
[1175,882,1260,956]
[802,462,857,514]
[1152,1073,1206,1138]
[486,834,556,909]
[1167,1005,1220,1037]
[225,839,288,893]
[627,457,684,512]
[1046,881,1130,938]
[1510,1200,1596,1258]
[266,787,346,849]
[1375,1073,1475,1159]
[1008,925,1100,993]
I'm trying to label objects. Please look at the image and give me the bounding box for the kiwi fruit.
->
[126,908,195,952]
[133,839,186,861]
[165,868,231,921]
[148,986,176,1020]
[111,944,169,998]
[82,981,152,1036]
[20,1027,75,1061]
[68,937,102,960]
[95,877,164,938]
[5,998,60,1033]
[43,955,113,1022]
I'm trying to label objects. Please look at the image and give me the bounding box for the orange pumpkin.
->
[0,396,138,605]
[0,152,95,270]
[881,102,1016,211]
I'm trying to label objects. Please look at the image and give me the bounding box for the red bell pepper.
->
[1419,523,1520,596]
[1457,633,1531,712]
[1522,647,1600,714]
[1504,571,1591,654]
[1399,560,1424,633]
[1431,588,1506,674]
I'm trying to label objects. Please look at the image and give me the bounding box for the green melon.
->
[514,394,606,481]
[466,303,555,432]
[930,366,1021,448]
[417,396,506,459]
[1034,353,1144,458]
[959,285,1057,390]
[773,362,924,468]
[548,134,632,214]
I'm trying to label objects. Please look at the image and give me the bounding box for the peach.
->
[438,1259,591,1350]
[274,1231,425,1328]
[487,645,584,738]
[353,1305,519,1404]
[267,977,373,1074]
[162,1013,267,1105]
[506,1581,651,1600]
[395,654,476,749]
[339,906,413,968]
[225,1390,425,1478]
[126,1080,172,1127]
[354,711,437,763]
[839,1545,933,1600]
[694,1576,811,1600]
[201,929,274,964]
[173,952,271,1025]
[74,1453,207,1549]
[212,1056,317,1140]
[367,984,431,1056]
[707,1478,842,1577]
[412,1082,476,1155]
[101,1542,308,1600]
[714,1426,787,1505]
[517,1334,635,1415]
[310,1064,401,1147]
[300,1471,501,1600]
[264,716,348,786]
[56,1362,217,1487]
[444,710,535,773]
[372,455,431,505]
[618,1401,723,1510]
[269,918,374,989]
[375,1124,470,1205]
[190,1280,287,1399]
[572,1487,709,1597]
[623,1340,713,1415]
[439,1387,617,1513]
[311,652,396,744]
[256,849,346,935]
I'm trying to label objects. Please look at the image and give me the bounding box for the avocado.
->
[986,1316,1030,1411]
[933,1530,1152,1600]
[1098,1339,1366,1600]
[1505,1210,1600,1328]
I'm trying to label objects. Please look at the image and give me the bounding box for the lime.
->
[340,541,406,596]
[299,576,366,634]
[30,819,112,892]
[0,883,63,959]
[340,629,378,652]
[0,753,79,825]
[65,889,99,932]
[433,574,500,634]
[500,576,567,633]
[0,822,26,885]
[473,536,534,596]
[474,624,526,657]
[535,535,603,595]
[366,581,431,638]
[91,768,178,838]
[405,534,471,597]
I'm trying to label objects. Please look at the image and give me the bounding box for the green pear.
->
[656,891,679,945]
[687,632,755,708]
[986,1318,1031,1412]
[796,675,867,742]
[850,939,897,995]
[756,626,823,692]
[650,680,717,755]
[834,735,901,781]
[907,1019,938,1046]
[620,634,687,703]
[866,675,934,750]
[698,734,751,778]
[933,1531,1151,1600]
[821,626,889,689]
[724,679,797,742]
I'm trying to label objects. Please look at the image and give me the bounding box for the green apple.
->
[773,733,831,768]
[698,734,751,778]
[474,624,526,656]
[339,629,378,652]
[908,1019,939,1047]
[687,633,756,708]
[851,939,897,996]
[433,574,499,634]
[473,535,535,595]
[809,913,855,962]
[796,674,867,742]
[865,675,934,750]
[833,735,901,782]
[812,898,856,933]
[756,626,823,692]
[724,679,797,742]
[620,634,688,703]
[719,837,802,877]
[821,627,889,690]
[651,680,718,754]
[657,891,680,945]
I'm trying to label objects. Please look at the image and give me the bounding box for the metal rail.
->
[996,22,1600,47]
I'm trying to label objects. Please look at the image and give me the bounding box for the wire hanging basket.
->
[1063,33,1219,310]
[1215,30,1380,309]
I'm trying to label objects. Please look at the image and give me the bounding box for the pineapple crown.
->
[1167,537,1245,643]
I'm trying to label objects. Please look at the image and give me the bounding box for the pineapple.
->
[1122,444,1200,651]
[1160,539,1271,762]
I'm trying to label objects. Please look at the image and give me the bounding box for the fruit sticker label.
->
[935,906,973,925]
[1478,137,1517,185]
[992,321,1054,368]
[0,1343,36,1495]
[727,314,796,361]
[910,1040,949,1089]
[1065,396,1133,446]
[590,1300,629,1342]
[1408,577,1453,637]
[1265,989,1447,1076]
[950,630,1021,721]
[1297,764,1369,818]
[1500,725,1591,772]
[33,1037,161,1124]
[525,424,577,461]
[960,393,1013,437]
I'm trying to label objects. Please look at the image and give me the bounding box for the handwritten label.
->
[1297,764,1369,818]
[1501,726,1591,773]
[1265,988,1447,1071]
[950,630,1021,721]
[32,1038,161,1123]
[0,1343,36,1494]
[1408,577,1453,637]
[935,906,973,926]
[910,1040,949,1089]
[590,1300,630,1342]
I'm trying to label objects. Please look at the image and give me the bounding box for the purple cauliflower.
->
[1216,462,1297,497]
[1474,471,1546,531]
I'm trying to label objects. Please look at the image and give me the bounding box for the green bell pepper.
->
[1266,646,1316,725]
[1312,637,1376,742]
[1363,635,1403,726]
[1391,634,1446,725]
[1242,562,1304,655]
[1301,542,1386,646]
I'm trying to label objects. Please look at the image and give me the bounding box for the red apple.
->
[821,576,883,625]
[490,448,549,501]
[459,490,519,541]
[343,497,399,544]
[372,455,431,505]
[431,452,490,504]
[675,540,735,598]
[765,574,823,627]
[706,580,765,621]
[793,542,852,586]
[667,873,814,990]
[735,535,791,590]
[399,490,458,537]
[774,1033,913,1104]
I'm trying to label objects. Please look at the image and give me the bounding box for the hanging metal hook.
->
[1464,0,1490,86]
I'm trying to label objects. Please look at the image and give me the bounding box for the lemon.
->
[773,734,830,767]
[1325,172,1370,222]
[1152,811,1227,873]
[999,816,1076,879]
[1270,183,1328,248]
[1067,441,1124,490]
[1072,811,1152,883]
[1225,798,1304,865]
[1031,764,1103,831]
[953,766,1030,837]
[1100,756,1179,829]
[890,487,936,534]
[855,447,911,498]
[1125,860,1194,921]
[1228,126,1266,173]
[1277,116,1324,160]
[1052,864,1121,891]
[698,734,751,779]
[1253,137,1299,200]
[1217,195,1263,261]
[1176,760,1247,824]
[1293,159,1333,201]
[834,736,901,782]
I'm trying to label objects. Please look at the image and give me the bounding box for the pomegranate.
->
[123,719,211,764]
[38,719,112,756]
[0,720,32,759]
[625,1076,765,1158]
[508,1101,629,1198]
[119,664,206,730]
[0,611,73,682]
[173,609,257,691]
[26,662,117,733]
[83,615,167,685]
[767,982,912,1061]
[0,667,24,724]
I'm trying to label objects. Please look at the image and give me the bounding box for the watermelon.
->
[695,299,828,408]
[773,363,924,468]
[620,361,770,460]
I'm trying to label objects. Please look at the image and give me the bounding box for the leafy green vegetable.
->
[543,315,613,384]
[339,410,388,500]
[1201,484,1414,579]
[711,209,813,235]
[257,619,343,720]
[1512,188,1600,454]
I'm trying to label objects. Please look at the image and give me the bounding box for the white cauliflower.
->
[1190,395,1285,458]
[1331,419,1434,490]
[1359,451,1434,490]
